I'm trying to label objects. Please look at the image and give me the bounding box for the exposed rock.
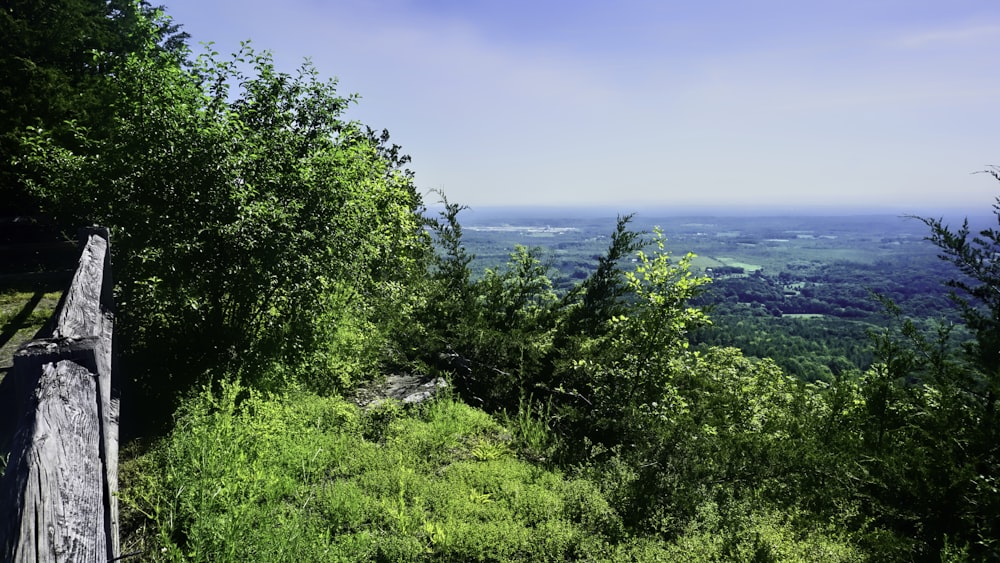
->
[354,374,448,408]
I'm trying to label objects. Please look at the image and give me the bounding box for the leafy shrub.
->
[17,14,430,426]
[661,499,863,562]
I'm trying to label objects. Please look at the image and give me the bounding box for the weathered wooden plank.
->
[0,226,118,562]
[106,388,120,558]
[10,335,101,444]
[99,307,119,559]
[54,229,108,342]
[2,360,107,562]
[57,227,119,558]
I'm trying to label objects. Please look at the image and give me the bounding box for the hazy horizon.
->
[432,202,995,221]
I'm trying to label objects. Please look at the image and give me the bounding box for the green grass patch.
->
[118,376,867,561]
[0,290,61,376]
[690,256,726,270]
[119,381,633,562]
[711,257,763,272]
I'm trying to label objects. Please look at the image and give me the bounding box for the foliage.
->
[120,378,867,562]
[694,315,875,383]
[846,178,1000,559]
[120,381,634,562]
[411,214,718,460]
[407,194,477,370]
[499,395,560,464]
[657,499,862,562]
[579,347,828,537]
[404,212,871,554]
[107,154,1000,561]
[561,229,712,445]
[917,172,1000,384]
[562,214,645,335]
[0,0,188,214]
[16,14,428,423]
[455,243,560,407]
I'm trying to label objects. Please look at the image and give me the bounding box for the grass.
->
[0,289,62,380]
[711,257,763,272]
[117,376,867,562]
[118,382,632,562]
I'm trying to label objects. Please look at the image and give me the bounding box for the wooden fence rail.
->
[0,227,118,562]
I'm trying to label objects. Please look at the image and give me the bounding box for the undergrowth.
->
[118,378,862,562]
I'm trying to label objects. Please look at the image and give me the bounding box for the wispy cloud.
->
[893,23,1000,49]
[163,0,1000,209]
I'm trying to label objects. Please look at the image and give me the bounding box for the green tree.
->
[801,182,1000,558]
[17,14,428,427]
[902,176,1000,557]
[417,194,476,356]
[561,229,711,448]
[0,0,187,215]
[461,244,559,406]
[562,214,644,335]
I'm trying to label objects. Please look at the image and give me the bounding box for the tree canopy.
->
[16,8,429,428]
[1,0,187,214]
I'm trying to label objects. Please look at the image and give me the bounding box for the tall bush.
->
[17,13,429,422]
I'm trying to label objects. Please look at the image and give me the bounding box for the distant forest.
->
[460,213,968,382]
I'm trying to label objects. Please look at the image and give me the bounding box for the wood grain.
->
[2,361,106,562]
[0,228,118,562]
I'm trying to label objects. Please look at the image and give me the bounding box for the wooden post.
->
[0,227,118,562]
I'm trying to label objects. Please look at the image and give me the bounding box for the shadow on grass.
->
[0,291,46,353]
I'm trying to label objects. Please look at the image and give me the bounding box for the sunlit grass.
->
[0,290,61,378]
[118,383,628,562]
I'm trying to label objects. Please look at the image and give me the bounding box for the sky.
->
[160,0,1000,213]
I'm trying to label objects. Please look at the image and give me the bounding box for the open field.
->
[459,211,940,279]
[710,257,763,272]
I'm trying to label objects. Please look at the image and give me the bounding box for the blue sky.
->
[161,0,1000,212]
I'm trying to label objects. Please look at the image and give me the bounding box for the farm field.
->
[460,210,940,273]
